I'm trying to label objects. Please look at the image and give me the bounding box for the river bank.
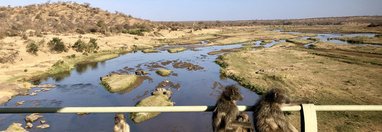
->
[216,41,382,131]
[0,26,306,105]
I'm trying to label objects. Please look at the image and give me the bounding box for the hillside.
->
[0,2,155,38]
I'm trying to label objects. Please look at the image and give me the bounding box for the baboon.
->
[213,85,253,132]
[232,112,254,132]
[253,88,298,132]
[114,113,130,132]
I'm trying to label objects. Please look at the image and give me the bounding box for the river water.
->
[0,44,259,132]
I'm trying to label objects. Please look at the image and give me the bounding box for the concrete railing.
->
[1,104,381,132]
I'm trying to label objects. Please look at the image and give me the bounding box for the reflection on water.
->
[75,61,106,74]
[0,44,259,132]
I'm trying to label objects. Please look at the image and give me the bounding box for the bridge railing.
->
[1,104,382,132]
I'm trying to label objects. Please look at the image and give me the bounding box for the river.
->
[0,44,259,132]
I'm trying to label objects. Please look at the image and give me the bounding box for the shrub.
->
[72,38,99,53]
[123,29,144,36]
[48,37,67,53]
[0,51,18,63]
[86,38,99,53]
[75,29,85,34]
[72,39,86,52]
[89,28,98,33]
[22,33,28,40]
[26,42,39,55]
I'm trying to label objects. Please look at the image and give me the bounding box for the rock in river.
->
[135,69,148,76]
[155,69,172,76]
[25,122,33,129]
[167,47,186,53]
[25,113,42,123]
[101,74,144,93]
[142,49,159,53]
[3,123,27,132]
[36,124,50,129]
[16,101,25,106]
[130,88,174,123]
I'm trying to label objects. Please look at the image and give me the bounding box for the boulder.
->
[155,69,172,76]
[16,101,25,106]
[25,113,42,123]
[130,89,174,123]
[135,69,148,76]
[132,44,154,50]
[36,124,50,129]
[25,122,33,129]
[167,47,186,53]
[3,123,27,132]
[29,92,37,96]
[142,49,159,53]
[101,74,144,93]
[40,120,46,124]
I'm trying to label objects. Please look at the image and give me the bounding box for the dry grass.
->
[217,42,382,131]
[158,26,299,45]
[279,24,382,34]
[286,38,314,45]
[331,36,382,45]
[0,2,153,37]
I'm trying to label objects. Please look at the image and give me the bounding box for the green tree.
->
[48,37,67,53]
[26,42,39,55]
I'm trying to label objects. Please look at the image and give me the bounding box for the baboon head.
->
[237,112,250,122]
[264,88,291,104]
[223,85,243,101]
[115,113,125,124]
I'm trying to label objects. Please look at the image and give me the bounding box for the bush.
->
[86,38,99,53]
[72,39,86,52]
[26,42,39,55]
[48,37,67,53]
[123,29,144,36]
[72,38,99,53]
[0,51,18,63]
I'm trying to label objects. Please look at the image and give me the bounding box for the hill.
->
[0,2,155,38]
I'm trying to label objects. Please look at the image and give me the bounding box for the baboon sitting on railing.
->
[213,85,253,132]
[253,88,297,132]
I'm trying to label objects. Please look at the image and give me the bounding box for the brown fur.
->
[231,112,254,132]
[213,85,249,132]
[114,113,130,132]
[253,88,298,132]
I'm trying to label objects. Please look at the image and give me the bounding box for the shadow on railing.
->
[1,104,381,132]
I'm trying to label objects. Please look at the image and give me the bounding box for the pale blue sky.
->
[1,0,381,21]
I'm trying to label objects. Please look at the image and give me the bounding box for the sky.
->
[1,0,382,21]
